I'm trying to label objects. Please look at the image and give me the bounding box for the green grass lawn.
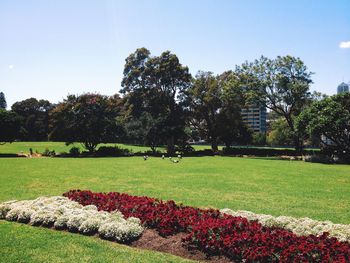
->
[1,149,349,262]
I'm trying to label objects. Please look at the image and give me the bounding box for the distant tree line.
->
[1,48,349,160]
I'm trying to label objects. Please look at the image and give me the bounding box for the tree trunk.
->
[167,136,175,156]
[211,139,219,152]
[293,135,303,154]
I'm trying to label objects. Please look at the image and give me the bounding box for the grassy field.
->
[0,146,349,262]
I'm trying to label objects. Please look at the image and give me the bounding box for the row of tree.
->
[1,48,349,158]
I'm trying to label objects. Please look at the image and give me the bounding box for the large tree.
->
[49,93,123,153]
[186,71,249,151]
[11,98,53,141]
[186,71,222,151]
[296,92,350,160]
[235,55,313,151]
[0,109,22,144]
[120,48,191,155]
[0,92,6,109]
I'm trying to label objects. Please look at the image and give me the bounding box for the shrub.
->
[95,146,131,157]
[69,147,81,157]
[222,147,317,157]
[303,154,334,164]
[42,148,56,157]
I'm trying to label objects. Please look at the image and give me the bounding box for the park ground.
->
[0,142,349,262]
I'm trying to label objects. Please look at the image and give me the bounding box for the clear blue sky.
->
[1,0,349,107]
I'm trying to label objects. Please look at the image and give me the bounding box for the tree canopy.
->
[11,98,53,141]
[49,93,124,152]
[296,93,350,160]
[186,71,250,151]
[235,55,313,151]
[0,109,22,145]
[120,48,192,154]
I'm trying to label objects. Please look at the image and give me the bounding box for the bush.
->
[95,146,131,157]
[303,154,334,164]
[69,147,80,157]
[42,148,56,157]
[222,147,317,157]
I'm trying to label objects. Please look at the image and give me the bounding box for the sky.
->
[0,0,349,108]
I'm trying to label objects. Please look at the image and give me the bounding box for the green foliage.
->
[41,148,56,157]
[0,92,7,109]
[49,94,124,153]
[120,48,191,155]
[95,146,131,157]
[222,146,316,157]
[252,132,266,146]
[235,55,313,151]
[69,147,80,157]
[187,71,249,150]
[267,118,293,146]
[0,109,22,144]
[11,98,53,141]
[296,93,350,161]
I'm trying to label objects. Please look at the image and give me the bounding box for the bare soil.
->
[130,228,233,262]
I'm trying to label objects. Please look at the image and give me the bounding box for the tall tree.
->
[186,71,249,150]
[11,98,53,141]
[296,92,350,161]
[0,109,22,145]
[49,93,124,153]
[236,55,313,152]
[120,48,191,155]
[0,92,6,109]
[186,71,222,151]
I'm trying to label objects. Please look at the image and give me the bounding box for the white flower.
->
[0,203,12,219]
[30,210,57,226]
[67,214,86,232]
[54,214,70,229]
[82,205,98,211]
[220,208,350,242]
[0,195,144,243]
[79,217,102,234]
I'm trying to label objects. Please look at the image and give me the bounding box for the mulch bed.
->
[130,228,232,262]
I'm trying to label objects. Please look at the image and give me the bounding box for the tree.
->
[267,118,293,146]
[186,71,250,150]
[120,48,192,155]
[11,98,53,141]
[0,109,22,144]
[186,71,222,151]
[236,55,313,152]
[49,93,123,153]
[0,92,6,109]
[296,93,350,160]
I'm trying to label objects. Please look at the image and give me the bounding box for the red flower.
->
[63,190,350,262]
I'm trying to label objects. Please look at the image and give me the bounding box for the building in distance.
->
[337,82,349,94]
[241,105,267,133]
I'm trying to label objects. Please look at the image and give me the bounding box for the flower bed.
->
[220,208,350,242]
[64,190,350,262]
[0,196,143,243]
